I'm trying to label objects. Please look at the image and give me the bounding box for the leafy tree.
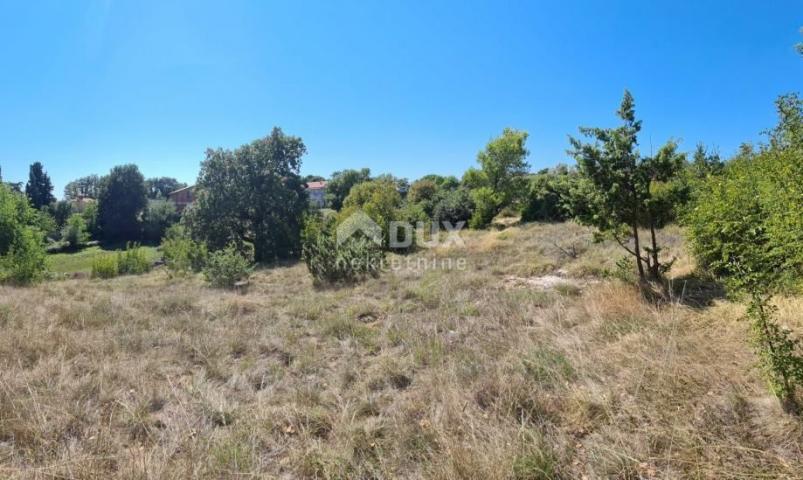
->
[688,143,724,179]
[144,177,187,199]
[47,200,73,228]
[25,162,55,209]
[64,175,101,200]
[569,91,685,281]
[432,188,474,227]
[141,199,179,242]
[97,164,148,242]
[325,168,371,210]
[339,179,402,247]
[0,183,46,284]
[185,128,309,262]
[465,128,530,227]
[520,167,578,222]
[62,214,89,249]
[302,174,326,183]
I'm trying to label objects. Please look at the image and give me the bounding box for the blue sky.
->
[0,1,801,198]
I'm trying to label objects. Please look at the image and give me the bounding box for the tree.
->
[25,162,55,209]
[97,164,148,242]
[62,214,89,249]
[432,188,474,226]
[325,168,371,210]
[569,91,685,281]
[689,143,724,179]
[465,128,530,227]
[0,183,47,284]
[185,128,309,262]
[141,199,179,242]
[64,175,101,200]
[339,179,402,247]
[144,177,187,199]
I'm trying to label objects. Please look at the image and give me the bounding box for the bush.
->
[161,225,208,274]
[61,214,89,249]
[468,187,500,229]
[302,214,384,284]
[141,199,179,242]
[203,245,251,288]
[116,243,152,275]
[432,188,474,227]
[0,227,47,285]
[91,255,119,279]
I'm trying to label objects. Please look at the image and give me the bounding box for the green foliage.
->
[144,177,187,199]
[686,95,803,292]
[25,162,55,210]
[464,128,530,228]
[185,128,308,262]
[203,244,252,288]
[47,200,73,228]
[141,199,179,242]
[0,227,47,285]
[468,187,501,229]
[325,168,371,210]
[569,91,685,280]
[340,179,403,247]
[64,174,101,201]
[302,213,384,284]
[161,225,208,274]
[80,202,100,239]
[432,188,474,227]
[116,243,152,275]
[97,164,148,242]
[0,183,47,284]
[91,254,118,279]
[62,214,89,249]
[745,293,803,412]
[520,167,577,222]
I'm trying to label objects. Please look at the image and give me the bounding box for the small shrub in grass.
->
[91,254,119,279]
[302,213,384,285]
[161,225,208,274]
[203,245,251,288]
[0,227,47,285]
[61,214,89,250]
[116,243,152,275]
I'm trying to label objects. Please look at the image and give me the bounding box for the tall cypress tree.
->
[25,162,55,209]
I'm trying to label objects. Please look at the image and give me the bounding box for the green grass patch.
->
[48,245,160,275]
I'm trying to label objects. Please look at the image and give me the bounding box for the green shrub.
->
[432,188,474,227]
[302,214,384,285]
[61,214,89,249]
[116,243,152,275]
[468,187,500,229]
[203,245,251,288]
[91,254,119,279]
[161,225,208,274]
[0,227,47,285]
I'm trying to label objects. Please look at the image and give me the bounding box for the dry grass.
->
[0,222,801,479]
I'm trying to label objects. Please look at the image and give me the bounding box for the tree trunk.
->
[632,222,645,280]
[649,221,660,279]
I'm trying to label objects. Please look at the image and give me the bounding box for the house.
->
[168,185,195,212]
[305,181,327,207]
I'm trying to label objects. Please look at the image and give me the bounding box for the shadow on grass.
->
[667,272,727,309]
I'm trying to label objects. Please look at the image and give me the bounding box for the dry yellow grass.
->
[0,222,801,479]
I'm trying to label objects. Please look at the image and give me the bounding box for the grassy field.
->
[1,223,801,479]
[47,245,161,275]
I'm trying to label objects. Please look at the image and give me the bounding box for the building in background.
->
[305,181,327,208]
[168,185,195,212]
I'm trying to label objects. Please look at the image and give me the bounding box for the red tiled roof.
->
[306,181,327,189]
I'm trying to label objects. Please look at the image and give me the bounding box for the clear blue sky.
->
[1,1,801,198]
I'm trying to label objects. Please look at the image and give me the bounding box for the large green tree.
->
[325,168,371,210]
[97,164,148,241]
[465,128,530,227]
[64,174,101,200]
[25,162,55,209]
[569,91,685,280]
[185,128,309,262]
